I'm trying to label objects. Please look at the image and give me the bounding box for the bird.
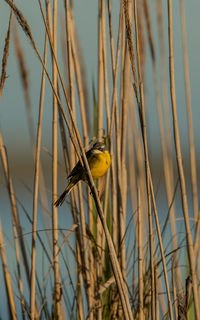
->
[54,141,111,207]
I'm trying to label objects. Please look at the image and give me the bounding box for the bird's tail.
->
[54,181,75,207]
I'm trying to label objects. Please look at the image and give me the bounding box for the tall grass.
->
[0,0,199,319]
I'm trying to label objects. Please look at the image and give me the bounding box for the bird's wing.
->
[67,149,92,179]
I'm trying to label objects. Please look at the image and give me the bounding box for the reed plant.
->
[0,0,199,319]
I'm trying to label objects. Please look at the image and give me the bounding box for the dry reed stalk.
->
[129,93,148,242]
[70,197,85,319]
[167,1,200,318]
[96,3,104,315]
[99,0,111,287]
[64,0,76,183]
[70,19,89,144]
[109,1,123,137]
[71,25,91,134]
[51,1,62,318]
[113,3,127,290]
[154,266,159,320]
[100,4,113,293]
[119,17,125,135]
[108,1,123,253]
[0,221,17,320]
[138,188,144,320]
[0,130,31,272]
[78,184,94,318]
[0,132,26,319]
[118,1,132,282]
[102,2,110,132]
[64,0,75,113]
[149,179,174,319]
[108,4,124,271]
[30,32,48,320]
[101,172,111,258]
[123,0,139,105]
[97,0,104,140]
[87,194,95,314]
[171,256,178,319]
[179,0,199,255]
[132,1,155,318]
[0,10,12,100]
[136,4,145,77]
[107,0,115,73]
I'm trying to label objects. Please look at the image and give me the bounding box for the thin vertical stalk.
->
[52,1,62,318]
[70,18,89,144]
[119,2,131,280]
[30,32,48,320]
[78,186,94,320]
[0,10,12,99]
[123,0,139,105]
[0,132,25,319]
[154,266,159,320]
[96,2,105,317]
[167,0,200,317]
[0,221,17,320]
[138,188,144,320]
[149,179,174,319]
[132,1,155,318]
[107,0,123,252]
[97,0,104,139]
[107,0,115,73]
[100,0,111,276]
[172,256,178,319]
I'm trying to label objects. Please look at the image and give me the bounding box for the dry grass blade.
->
[133,1,155,318]
[0,133,26,318]
[0,220,17,320]
[13,19,33,141]
[51,0,62,318]
[137,188,144,320]
[0,130,30,289]
[0,10,12,99]
[13,20,30,108]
